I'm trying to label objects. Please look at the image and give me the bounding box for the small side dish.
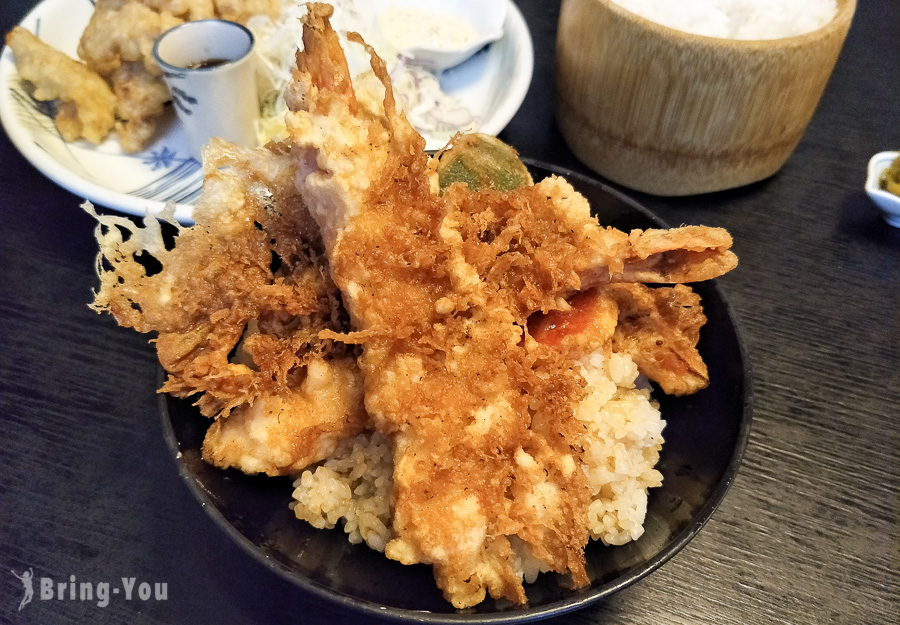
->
[372,0,507,71]
[879,153,900,196]
[0,0,533,220]
[865,151,900,228]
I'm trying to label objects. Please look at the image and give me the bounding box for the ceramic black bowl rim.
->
[159,159,753,624]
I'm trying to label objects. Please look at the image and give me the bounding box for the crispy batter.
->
[88,138,365,475]
[605,283,710,396]
[531,284,710,396]
[285,5,737,606]
[202,356,366,476]
[287,4,597,607]
[213,0,280,24]
[77,0,182,77]
[5,27,117,145]
[142,0,216,20]
[86,1,738,607]
[64,0,278,152]
[76,0,182,151]
[580,225,739,286]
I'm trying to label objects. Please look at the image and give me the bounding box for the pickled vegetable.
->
[435,133,533,193]
[881,154,900,196]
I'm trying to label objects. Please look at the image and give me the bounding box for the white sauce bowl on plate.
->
[371,0,507,71]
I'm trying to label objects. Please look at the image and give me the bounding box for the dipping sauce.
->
[184,58,231,69]
[379,6,478,51]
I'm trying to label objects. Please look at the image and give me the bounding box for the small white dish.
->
[372,0,507,71]
[0,0,532,224]
[865,151,900,228]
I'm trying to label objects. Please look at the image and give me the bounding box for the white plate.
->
[0,0,533,224]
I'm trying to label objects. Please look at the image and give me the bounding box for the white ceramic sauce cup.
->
[153,19,259,160]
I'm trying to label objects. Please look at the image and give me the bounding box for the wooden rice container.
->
[555,0,856,195]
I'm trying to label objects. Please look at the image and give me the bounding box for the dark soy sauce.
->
[184,58,230,69]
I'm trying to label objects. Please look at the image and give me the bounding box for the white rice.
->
[290,348,665,575]
[611,0,838,40]
[575,350,664,546]
[290,431,394,552]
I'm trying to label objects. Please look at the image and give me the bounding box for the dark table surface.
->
[1,1,898,624]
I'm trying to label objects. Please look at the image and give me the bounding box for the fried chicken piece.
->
[73,0,281,152]
[77,0,182,77]
[110,61,173,153]
[11,0,299,153]
[143,0,215,20]
[75,0,183,151]
[88,138,366,475]
[5,27,117,145]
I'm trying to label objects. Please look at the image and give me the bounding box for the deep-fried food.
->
[78,0,278,150]
[87,2,737,609]
[286,8,594,605]
[434,133,534,193]
[75,0,187,152]
[202,356,366,476]
[110,61,173,152]
[283,3,733,607]
[143,0,216,20]
[531,283,710,396]
[5,27,117,145]
[88,138,366,475]
[77,0,182,77]
[606,283,710,396]
[213,0,280,24]
[578,225,738,287]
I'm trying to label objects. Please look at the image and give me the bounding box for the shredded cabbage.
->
[248,0,479,146]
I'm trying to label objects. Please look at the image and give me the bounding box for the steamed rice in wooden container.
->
[555,0,856,196]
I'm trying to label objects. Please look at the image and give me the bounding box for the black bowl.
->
[160,160,752,623]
